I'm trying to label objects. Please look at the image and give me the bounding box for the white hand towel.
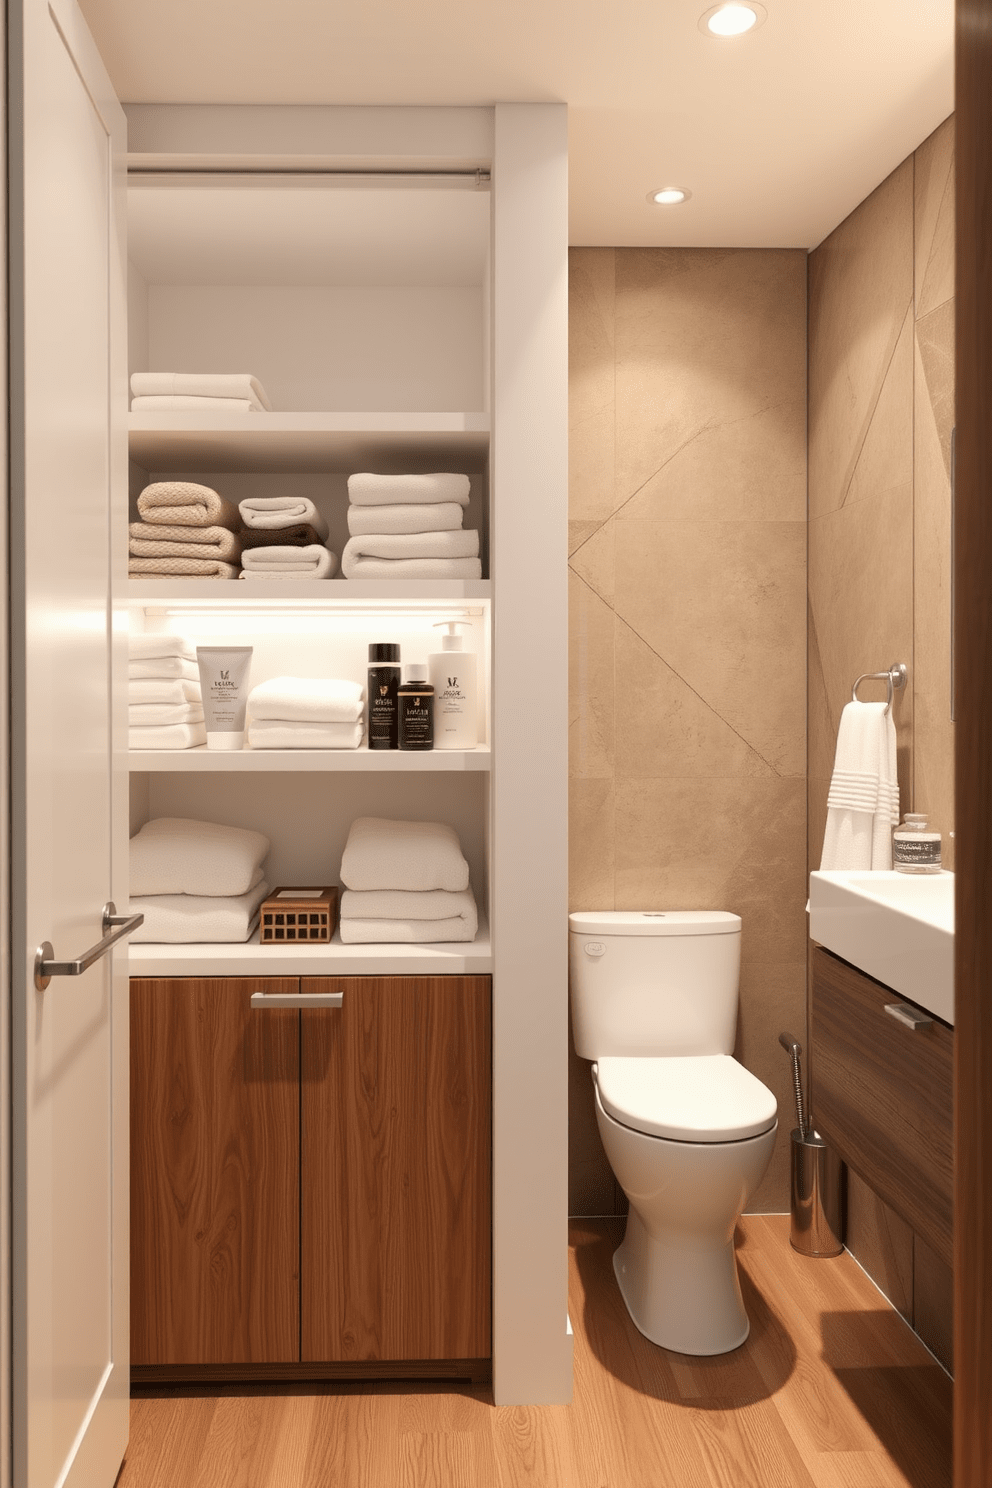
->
[129,702,205,726]
[238,497,329,542]
[129,523,243,562]
[248,676,364,724]
[340,817,470,893]
[130,395,263,414]
[341,887,477,929]
[342,555,483,581]
[130,881,270,944]
[129,721,207,750]
[130,372,272,410]
[338,917,476,945]
[129,678,201,705]
[247,720,363,750]
[341,530,479,581]
[136,482,241,531]
[820,701,900,871]
[128,634,197,663]
[346,502,465,537]
[240,545,338,579]
[129,660,201,685]
[347,473,471,508]
[130,817,270,897]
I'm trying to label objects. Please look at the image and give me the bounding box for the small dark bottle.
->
[368,643,401,749]
[398,663,434,751]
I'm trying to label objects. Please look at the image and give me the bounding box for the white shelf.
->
[128,410,490,474]
[127,579,491,606]
[129,744,491,772]
[128,917,492,978]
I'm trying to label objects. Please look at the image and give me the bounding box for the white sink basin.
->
[808,870,954,1025]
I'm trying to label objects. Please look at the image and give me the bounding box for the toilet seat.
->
[595,1054,777,1143]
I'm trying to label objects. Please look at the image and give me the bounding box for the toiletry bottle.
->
[398,664,434,751]
[893,813,942,873]
[367,643,401,750]
[427,620,478,750]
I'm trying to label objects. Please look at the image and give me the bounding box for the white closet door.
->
[8,0,129,1485]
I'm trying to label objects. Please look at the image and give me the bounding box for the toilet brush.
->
[778,1031,808,1138]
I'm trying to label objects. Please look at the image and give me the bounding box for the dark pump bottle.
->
[398,664,434,751]
[367,643,400,749]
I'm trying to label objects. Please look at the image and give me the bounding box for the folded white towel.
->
[340,817,470,893]
[247,720,363,750]
[129,657,201,683]
[820,701,900,871]
[129,722,207,750]
[128,634,197,663]
[338,917,476,945]
[342,555,483,581]
[341,887,477,928]
[129,702,205,726]
[136,482,241,531]
[130,816,270,898]
[129,523,242,562]
[240,545,338,579]
[248,676,365,724]
[239,497,329,542]
[131,395,263,415]
[347,473,471,508]
[130,373,272,410]
[130,880,270,944]
[130,675,203,702]
[346,502,465,537]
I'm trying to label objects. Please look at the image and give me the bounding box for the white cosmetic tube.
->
[196,646,253,750]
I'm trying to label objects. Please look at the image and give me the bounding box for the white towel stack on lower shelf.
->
[238,496,339,580]
[247,676,365,750]
[129,817,271,943]
[129,635,205,749]
[338,816,478,943]
[342,473,482,580]
[130,372,272,415]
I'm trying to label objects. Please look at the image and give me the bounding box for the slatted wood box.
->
[259,887,338,944]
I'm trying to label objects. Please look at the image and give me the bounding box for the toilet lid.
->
[596,1055,778,1143]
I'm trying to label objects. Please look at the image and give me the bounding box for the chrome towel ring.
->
[851,662,908,715]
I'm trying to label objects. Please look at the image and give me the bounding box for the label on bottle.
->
[399,692,434,750]
[892,836,941,865]
[436,674,467,717]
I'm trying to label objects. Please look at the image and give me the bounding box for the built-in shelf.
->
[127,579,492,606]
[128,411,490,474]
[129,745,491,772]
[127,916,492,978]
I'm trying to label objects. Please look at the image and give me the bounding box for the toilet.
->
[569,910,778,1356]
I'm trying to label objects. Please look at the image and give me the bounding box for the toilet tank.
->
[568,910,742,1058]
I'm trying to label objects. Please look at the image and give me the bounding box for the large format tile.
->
[615,519,807,777]
[915,116,955,318]
[569,568,615,780]
[569,516,615,606]
[569,248,616,526]
[569,777,616,911]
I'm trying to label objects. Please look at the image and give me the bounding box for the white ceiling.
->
[79,0,955,250]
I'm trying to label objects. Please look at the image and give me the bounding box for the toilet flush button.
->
[584,942,606,957]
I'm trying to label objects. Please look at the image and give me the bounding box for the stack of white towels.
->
[129,817,270,943]
[129,635,205,750]
[238,496,339,580]
[341,474,482,580]
[129,481,242,579]
[246,676,365,750]
[338,817,478,944]
[130,372,272,416]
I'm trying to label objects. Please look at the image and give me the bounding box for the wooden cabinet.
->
[130,973,491,1379]
[810,946,953,1266]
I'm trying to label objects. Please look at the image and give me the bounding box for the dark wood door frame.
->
[954,3,992,1483]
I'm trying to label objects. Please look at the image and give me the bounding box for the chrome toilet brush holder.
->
[779,1032,844,1257]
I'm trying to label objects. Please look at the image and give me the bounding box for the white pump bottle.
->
[427,621,478,749]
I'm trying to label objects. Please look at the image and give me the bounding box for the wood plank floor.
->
[118,1215,952,1488]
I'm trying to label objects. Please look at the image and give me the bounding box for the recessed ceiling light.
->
[648,187,692,206]
[699,2,767,37]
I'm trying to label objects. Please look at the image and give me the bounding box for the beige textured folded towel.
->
[136,481,241,531]
[129,557,240,579]
[129,523,242,561]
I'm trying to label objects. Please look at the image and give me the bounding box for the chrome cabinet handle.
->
[884,1001,934,1031]
[34,901,144,991]
[250,990,344,1010]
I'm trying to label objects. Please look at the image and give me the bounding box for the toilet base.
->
[612,1206,750,1356]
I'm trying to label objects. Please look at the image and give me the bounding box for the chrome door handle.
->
[250,990,344,1010]
[884,1001,934,1030]
[34,901,144,991]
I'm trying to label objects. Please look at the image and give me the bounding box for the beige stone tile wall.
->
[568,246,808,1215]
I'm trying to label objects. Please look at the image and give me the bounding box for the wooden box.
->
[260,886,338,944]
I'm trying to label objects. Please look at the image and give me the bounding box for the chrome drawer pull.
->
[34,902,144,991]
[250,991,344,1010]
[884,1001,933,1030]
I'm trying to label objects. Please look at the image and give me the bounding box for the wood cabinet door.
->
[301,975,492,1363]
[130,978,301,1366]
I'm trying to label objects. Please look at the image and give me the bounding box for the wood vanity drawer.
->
[811,946,953,1266]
